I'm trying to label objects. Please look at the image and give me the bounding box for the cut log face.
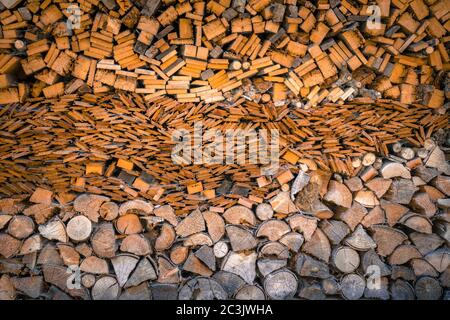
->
[202,211,225,243]
[58,244,80,266]
[365,178,392,198]
[154,205,178,226]
[0,233,21,258]
[125,257,158,288]
[263,269,298,300]
[361,206,386,228]
[222,251,257,284]
[361,250,392,277]
[324,181,352,208]
[354,190,380,207]
[279,232,304,252]
[380,200,409,227]
[179,277,228,300]
[19,234,42,255]
[170,245,189,264]
[391,279,415,300]
[92,276,120,300]
[0,215,12,230]
[115,214,143,234]
[410,193,437,217]
[381,162,411,179]
[226,225,257,252]
[302,228,331,263]
[74,194,109,222]
[223,205,257,226]
[175,209,205,237]
[400,213,433,234]
[371,225,408,257]
[384,179,417,205]
[7,216,34,239]
[66,215,92,242]
[425,147,450,175]
[287,214,318,241]
[320,220,350,245]
[270,191,297,214]
[119,200,153,216]
[91,223,117,258]
[415,276,443,300]
[388,245,422,265]
[425,248,450,273]
[344,224,376,251]
[256,203,274,221]
[120,234,152,256]
[410,232,445,255]
[235,284,266,300]
[340,274,366,300]
[111,254,139,287]
[99,202,119,221]
[38,219,67,243]
[155,223,176,251]
[183,253,213,277]
[80,256,109,274]
[256,219,290,241]
[213,241,229,259]
[335,202,367,231]
[183,233,213,247]
[332,246,360,273]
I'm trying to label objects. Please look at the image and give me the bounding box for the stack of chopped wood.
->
[0,0,448,107]
[0,93,448,211]
[0,141,448,300]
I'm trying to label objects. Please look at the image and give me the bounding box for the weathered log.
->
[340,273,365,300]
[332,246,360,273]
[226,225,257,252]
[263,269,298,300]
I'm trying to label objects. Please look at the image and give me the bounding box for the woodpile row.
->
[0,0,448,107]
[0,141,449,300]
[0,93,448,212]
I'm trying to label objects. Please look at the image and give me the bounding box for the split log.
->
[120,234,152,256]
[91,223,117,258]
[38,219,67,243]
[111,254,139,287]
[202,210,225,243]
[115,214,143,234]
[371,225,407,257]
[302,228,331,263]
[256,219,290,241]
[155,223,176,251]
[92,276,120,300]
[226,225,257,252]
[323,181,352,208]
[175,209,205,237]
[222,251,257,284]
[80,256,109,276]
[179,277,227,300]
[125,257,157,288]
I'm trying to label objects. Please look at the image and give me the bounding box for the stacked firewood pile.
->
[0,0,448,107]
[0,93,448,211]
[0,0,449,301]
[0,140,449,300]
